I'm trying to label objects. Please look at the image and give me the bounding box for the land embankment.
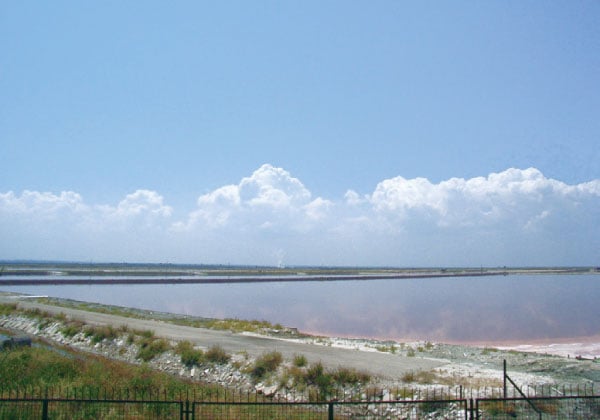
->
[1,263,595,286]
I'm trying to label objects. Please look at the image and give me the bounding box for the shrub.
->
[84,325,118,344]
[60,321,84,338]
[332,367,370,385]
[175,341,204,367]
[293,354,307,367]
[54,312,67,322]
[205,345,230,364]
[249,351,282,380]
[402,371,415,383]
[305,362,333,397]
[402,369,438,384]
[135,329,155,339]
[136,338,170,362]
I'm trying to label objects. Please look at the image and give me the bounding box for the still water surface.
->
[2,274,599,343]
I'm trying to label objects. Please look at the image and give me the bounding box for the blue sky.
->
[1,2,599,266]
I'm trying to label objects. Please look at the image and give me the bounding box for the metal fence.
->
[0,387,598,419]
[0,398,468,419]
[475,396,600,419]
[0,390,468,419]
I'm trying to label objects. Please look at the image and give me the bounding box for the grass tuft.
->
[175,341,204,367]
[249,351,282,380]
[205,345,230,364]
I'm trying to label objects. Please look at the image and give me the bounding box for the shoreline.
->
[305,334,600,361]
[297,327,600,360]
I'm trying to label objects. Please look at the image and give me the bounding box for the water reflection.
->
[2,275,599,342]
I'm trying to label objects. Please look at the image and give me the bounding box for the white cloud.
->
[303,197,332,221]
[344,190,366,206]
[239,164,311,208]
[182,164,331,230]
[1,165,598,266]
[113,190,172,218]
[0,190,86,216]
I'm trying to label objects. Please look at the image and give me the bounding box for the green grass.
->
[0,344,190,394]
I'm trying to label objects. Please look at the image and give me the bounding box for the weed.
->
[60,321,84,338]
[84,325,118,344]
[293,354,307,367]
[135,329,155,339]
[401,369,438,384]
[332,367,371,385]
[375,344,395,353]
[136,338,170,362]
[249,351,282,380]
[304,362,334,397]
[54,312,67,322]
[175,341,204,367]
[205,345,230,364]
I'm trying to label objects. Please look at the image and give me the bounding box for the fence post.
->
[42,399,49,420]
[503,359,507,398]
[328,401,334,420]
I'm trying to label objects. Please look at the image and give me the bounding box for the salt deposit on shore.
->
[497,342,600,360]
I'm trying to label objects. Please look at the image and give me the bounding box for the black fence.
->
[1,387,599,419]
[475,395,600,419]
[0,397,468,419]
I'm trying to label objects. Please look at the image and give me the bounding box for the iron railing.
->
[1,386,599,419]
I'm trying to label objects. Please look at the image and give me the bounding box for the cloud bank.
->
[1,164,598,266]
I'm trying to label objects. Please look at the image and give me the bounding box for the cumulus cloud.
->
[112,190,172,218]
[0,190,86,216]
[1,165,598,266]
[368,167,600,229]
[181,164,332,230]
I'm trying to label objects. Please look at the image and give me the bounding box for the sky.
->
[1,1,599,267]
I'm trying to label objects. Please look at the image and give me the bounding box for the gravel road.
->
[11,300,444,379]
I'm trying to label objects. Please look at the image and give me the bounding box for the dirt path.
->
[11,300,444,379]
